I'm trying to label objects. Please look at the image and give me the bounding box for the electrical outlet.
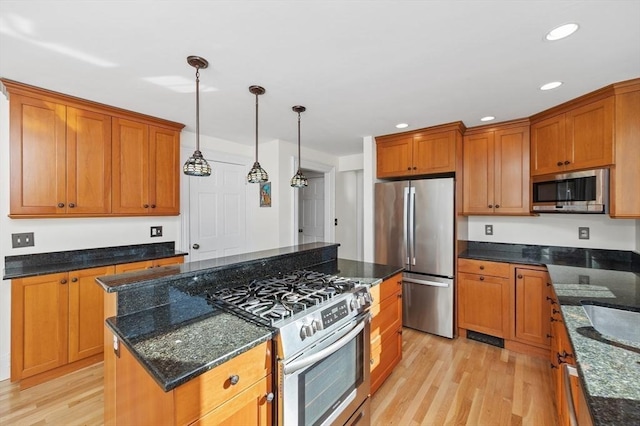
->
[150,226,163,237]
[485,224,493,236]
[578,227,590,240]
[12,232,35,248]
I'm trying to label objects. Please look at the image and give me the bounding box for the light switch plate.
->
[150,226,163,237]
[12,232,35,248]
[578,227,590,240]
[485,225,493,236]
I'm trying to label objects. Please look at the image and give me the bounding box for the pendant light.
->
[183,56,212,176]
[247,85,268,183]
[290,105,308,188]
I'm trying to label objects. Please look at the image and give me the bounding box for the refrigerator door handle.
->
[403,187,410,265]
[404,277,450,288]
[410,187,416,266]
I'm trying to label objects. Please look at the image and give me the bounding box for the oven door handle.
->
[283,318,366,375]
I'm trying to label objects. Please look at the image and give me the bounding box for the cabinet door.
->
[69,265,114,362]
[412,130,456,175]
[149,126,180,215]
[11,273,69,380]
[565,98,614,171]
[193,376,273,426]
[493,126,530,214]
[66,107,112,214]
[376,136,413,178]
[462,131,494,214]
[370,328,402,395]
[112,118,150,214]
[9,95,66,215]
[531,114,566,176]
[458,272,509,338]
[514,268,551,348]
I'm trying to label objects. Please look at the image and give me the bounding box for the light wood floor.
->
[0,328,557,425]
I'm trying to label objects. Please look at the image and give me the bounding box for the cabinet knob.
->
[68,202,76,208]
[488,204,493,208]
[265,392,274,403]
[564,160,570,165]
[57,202,65,208]
[151,204,156,208]
[557,161,563,166]
[143,204,149,208]
[397,294,402,298]
[517,274,523,279]
[370,358,375,365]
[547,333,553,339]
[479,276,485,281]
[413,167,417,170]
[60,279,67,284]
[546,296,558,305]
[479,265,485,270]
[407,167,411,171]
[551,363,558,370]
[397,280,402,285]
[495,205,500,208]
[229,375,240,385]
[71,277,78,282]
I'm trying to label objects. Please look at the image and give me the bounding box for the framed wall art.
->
[260,182,271,207]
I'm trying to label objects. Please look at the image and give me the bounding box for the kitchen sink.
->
[581,302,640,344]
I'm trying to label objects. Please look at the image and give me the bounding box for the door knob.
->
[192,244,200,249]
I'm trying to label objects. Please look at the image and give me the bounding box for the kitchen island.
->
[459,241,640,426]
[97,242,402,424]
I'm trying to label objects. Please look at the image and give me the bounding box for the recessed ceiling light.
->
[396,123,409,129]
[540,81,563,91]
[545,23,579,41]
[480,116,495,122]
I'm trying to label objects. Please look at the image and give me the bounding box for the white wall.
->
[335,171,360,260]
[467,215,637,250]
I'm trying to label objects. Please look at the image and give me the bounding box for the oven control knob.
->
[300,324,314,340]
[350,298,360,311]
[312,319,323,331]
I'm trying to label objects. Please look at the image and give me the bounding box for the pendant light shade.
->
[290,105,308,188]
[247,85,268,183]
[183,56,212,177]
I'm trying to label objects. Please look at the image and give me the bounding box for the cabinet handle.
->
[151,204,156,208]
[265,392,274,403]
[546,296,558,305]
[564,160,571,165]
[517,274,523,279]
[557,161,563,166]
[57,202,65,208]
[488,204,493,208]
[397,280,402,285]
[479,265,484,270]
[370,358,374,365]
[397,294,402,299]
[546,282,551,287]
[479,276,485,281]
[413,166,417,170]
[143,204,149,208]
[550,363,558,370]
[229,375,240,385]
[495,205,500,208]
[68,202,76,208]
[547,333,553,339]
[60,278,67,284]
[407,167,411,171]
[71,277,78,282]
[398,329,403,335]
[551,316,562,323]
[553,308,561,315]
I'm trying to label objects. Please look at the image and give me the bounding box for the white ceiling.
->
[1,1,639,157]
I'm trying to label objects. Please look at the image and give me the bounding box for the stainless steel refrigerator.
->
[374,178,454,338]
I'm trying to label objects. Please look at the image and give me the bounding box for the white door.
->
[299,175,324,244]
[189,161,246,261]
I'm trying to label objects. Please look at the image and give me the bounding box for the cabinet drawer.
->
[370,273,403,308]
[174,341,272,425]
[458,258,510,278]
[371,291,402,342]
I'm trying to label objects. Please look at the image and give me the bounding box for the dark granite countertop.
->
[459,241,640,425]
[106,290,274,392]
[310,258,404,285]
[3,242,186,280]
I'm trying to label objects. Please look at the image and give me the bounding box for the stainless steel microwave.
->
[531,169,609,213]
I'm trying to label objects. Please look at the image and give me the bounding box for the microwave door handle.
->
[283,318,366,375]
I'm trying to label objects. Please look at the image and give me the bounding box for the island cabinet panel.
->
[369,273,403,395]
[11,265,113,383]
[113,256,184,274]
[531,97,614,176]
[610,81,640,218]
[110,338,272,426]
[376,122,463,179]
[112,118,180,215]
[512,267,551,349]
[462,121,530,215]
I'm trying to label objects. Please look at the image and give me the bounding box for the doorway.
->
[298,171,325,244]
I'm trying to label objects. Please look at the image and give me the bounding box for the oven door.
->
[278,313,371,426]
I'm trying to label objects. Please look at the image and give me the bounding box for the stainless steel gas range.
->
[208,270,372,426]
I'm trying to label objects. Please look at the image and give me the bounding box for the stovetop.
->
[206,269,371,357]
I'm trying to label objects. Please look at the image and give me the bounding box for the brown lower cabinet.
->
[10,256,184,388]
[369,273,403,394]
[457,259,551,357]
[109,335,272,426]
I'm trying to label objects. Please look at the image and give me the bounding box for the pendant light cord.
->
[195,66,201,152]
[297,111,301,170]
[255,92,259,162]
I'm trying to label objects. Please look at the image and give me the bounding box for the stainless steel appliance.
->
[532,168,609,213]
[208,270,372,426]
[375,178,455,338]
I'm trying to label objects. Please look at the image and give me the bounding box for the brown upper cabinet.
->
[462,121,530,215]
[2,79,184,218]
[376,122,464,178]
[530,97,614,176]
